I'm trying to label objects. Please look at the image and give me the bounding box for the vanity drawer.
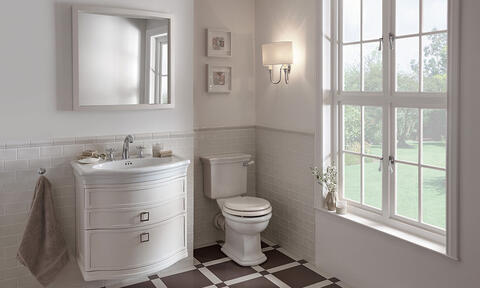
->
[85,197,185,229]
[85,177,185,209]
[86,214,186,271]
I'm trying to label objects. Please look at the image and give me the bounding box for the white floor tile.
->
[198,267,222,284]
[264,274,290,288]
[151,278,168,288]
[224,273,261,286]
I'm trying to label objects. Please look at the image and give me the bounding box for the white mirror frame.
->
[72,5,175,111]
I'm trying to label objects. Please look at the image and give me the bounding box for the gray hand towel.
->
[17,176,69,287]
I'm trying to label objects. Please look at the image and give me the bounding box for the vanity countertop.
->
[71,156,190,177]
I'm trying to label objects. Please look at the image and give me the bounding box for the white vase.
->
[325,191,336,211]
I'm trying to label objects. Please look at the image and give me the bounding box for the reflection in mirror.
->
[73,7,173,110]
[146,25,169,104]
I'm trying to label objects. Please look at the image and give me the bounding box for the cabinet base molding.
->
[77,249,188,281]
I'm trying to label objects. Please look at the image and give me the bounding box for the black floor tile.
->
[260,249,295,270]
[161,269,213,288]
[273,265,326,288]
[194,244,227,263]
[208,260,257,281]
[122,281,156,288]
[323,284,343,288]
[229,276,278,288]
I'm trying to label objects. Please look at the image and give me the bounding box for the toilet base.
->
[221,212,271,266]
[221,243,266,266]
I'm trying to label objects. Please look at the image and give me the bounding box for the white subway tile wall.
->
[0,127,316,287]
[256,127,316,262]
[194,127,256,247]
[0,132,194,288]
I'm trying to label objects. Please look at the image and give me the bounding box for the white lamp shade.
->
[262,41,293,66]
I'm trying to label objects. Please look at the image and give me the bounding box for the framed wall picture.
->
[207,29,232,57]
[207,65,232,93]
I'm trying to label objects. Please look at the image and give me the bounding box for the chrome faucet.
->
[122,135,134,159]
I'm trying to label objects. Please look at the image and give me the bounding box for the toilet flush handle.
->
[243,160,255,167]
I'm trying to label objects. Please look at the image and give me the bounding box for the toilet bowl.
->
[217,196,272,266]
[200,153,272,266]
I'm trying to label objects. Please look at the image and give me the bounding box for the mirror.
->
[72,6,174,110]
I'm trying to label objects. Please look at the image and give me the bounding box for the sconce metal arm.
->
[269,65,291,85]
[269,66,283,84]
[284,65,291,84]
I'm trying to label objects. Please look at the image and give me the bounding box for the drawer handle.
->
[140,211,150,222]
[140,232,150,243]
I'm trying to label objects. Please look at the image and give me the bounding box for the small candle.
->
[336,201,347,215]
[153,143,164,157]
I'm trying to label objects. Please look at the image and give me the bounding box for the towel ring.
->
[38,168,46,175]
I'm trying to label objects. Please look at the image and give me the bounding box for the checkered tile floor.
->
[117,240,351,288]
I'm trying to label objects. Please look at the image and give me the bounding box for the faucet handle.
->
[105,148,115,161]
[136,145,146,158]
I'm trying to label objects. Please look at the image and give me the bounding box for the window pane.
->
[343,44,361,91]
[423,0,447,33]
[363,42,383,92]
[364,106,382,156]
[396,37,420,92]
[344,105,361,153]
[364,157,382,209]
[161,76,168,104]
[161,43,168,74]
[343,0,361,42]
[423,109,447,168]
[396,163,418,220]
[422,168,446,229]
[324,40,332,90]
[323,0,331,38]
[363,0,382,41]
[422,33,447,93]
[396,0,419,36]
[396,108,419,163]
[344,153,361,202]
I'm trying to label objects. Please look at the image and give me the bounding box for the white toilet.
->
[200,153,272,266]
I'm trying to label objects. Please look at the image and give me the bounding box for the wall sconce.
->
[262,41,293,84]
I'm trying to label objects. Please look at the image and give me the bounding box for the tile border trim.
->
[0,130,195,149]
[255,125,315,137]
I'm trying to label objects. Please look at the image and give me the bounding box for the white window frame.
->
[322,0,459,259]
[146,32,169,105]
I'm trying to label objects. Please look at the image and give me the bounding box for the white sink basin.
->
[71,156,190,176]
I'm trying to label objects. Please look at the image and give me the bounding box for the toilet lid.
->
[223,197,272,217]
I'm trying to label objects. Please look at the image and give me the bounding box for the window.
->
[147,33,169,104]
[336,0,452,238]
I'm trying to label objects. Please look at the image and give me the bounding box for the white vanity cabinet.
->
[72,157,190,281]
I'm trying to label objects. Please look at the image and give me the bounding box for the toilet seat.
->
[223,196,272,217]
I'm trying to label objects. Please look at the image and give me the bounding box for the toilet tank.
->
[200,153,251,199]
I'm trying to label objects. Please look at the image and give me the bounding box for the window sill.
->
[315,207,456,260]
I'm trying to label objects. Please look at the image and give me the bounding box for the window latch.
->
[389,33,395,50]
[388,156,395,173]
[378,37,383,51]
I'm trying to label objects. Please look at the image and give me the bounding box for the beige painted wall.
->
[194,0,256,129]
[255,0,317,134]
[255,0,480,287]
[0,0,194,139]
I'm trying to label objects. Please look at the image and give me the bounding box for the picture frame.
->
[207,64,232,93]
[206,29,232,57]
